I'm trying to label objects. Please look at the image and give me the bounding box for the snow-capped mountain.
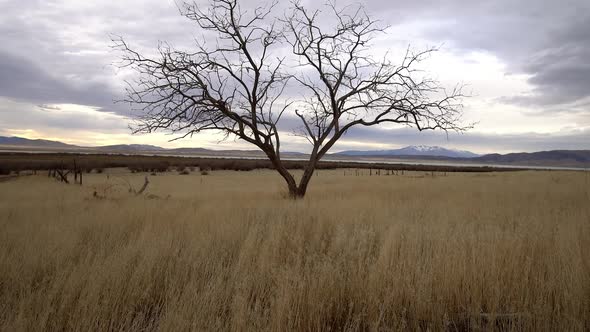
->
[334,145,480,158]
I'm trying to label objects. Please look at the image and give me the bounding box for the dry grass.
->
[0,170,589,331]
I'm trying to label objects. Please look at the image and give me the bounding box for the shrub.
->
[238,165,255,171]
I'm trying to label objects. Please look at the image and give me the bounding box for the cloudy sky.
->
[0,0,588,154]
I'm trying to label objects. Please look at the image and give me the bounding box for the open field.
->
[1,169,589,331]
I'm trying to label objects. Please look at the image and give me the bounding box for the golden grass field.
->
[0,169,589,331]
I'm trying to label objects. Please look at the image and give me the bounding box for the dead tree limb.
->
[55,169,70,184]
[136,176,150,196]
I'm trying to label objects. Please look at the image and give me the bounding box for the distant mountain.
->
[0,136,294,157]
[475,150,590,166]
[335,145,480,158]
[1,136,588,168]
[168,147,212,154]
[0,136,77,148]
[97,144,165,152]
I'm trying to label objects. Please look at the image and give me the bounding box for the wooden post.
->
[73,160,77,182]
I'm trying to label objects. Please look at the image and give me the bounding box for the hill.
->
[474,150,590,166]
[97,144,165,152]
[335,145,480,158]
[0,136,77,149]
[1,136,588,168]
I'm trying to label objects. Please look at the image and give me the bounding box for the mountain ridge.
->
[0,136,298,156]
[96,144,166,152]
[335,145,480,158]
[0,136,77,148]
[1,136,589,168]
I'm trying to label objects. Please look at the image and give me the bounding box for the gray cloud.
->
[4,0,588,112]
[0,99,127,134]
[0,51,120,109]
[0,0,196,116]
[404,0,590,110]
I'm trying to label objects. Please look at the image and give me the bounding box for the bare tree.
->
[114,0,468,198]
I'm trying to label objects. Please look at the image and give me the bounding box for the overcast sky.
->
[0,0,588,153]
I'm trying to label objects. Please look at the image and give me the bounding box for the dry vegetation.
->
[0,169,589,331]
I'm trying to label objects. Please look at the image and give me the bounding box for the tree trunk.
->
[292,165,316,199]
[272,164,310,199]
[287,182,302,199]
[287,184,309,199]
[266,153,300,199]
[264,148,316,199]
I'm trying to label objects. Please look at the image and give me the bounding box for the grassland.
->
[0,169,589,331]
